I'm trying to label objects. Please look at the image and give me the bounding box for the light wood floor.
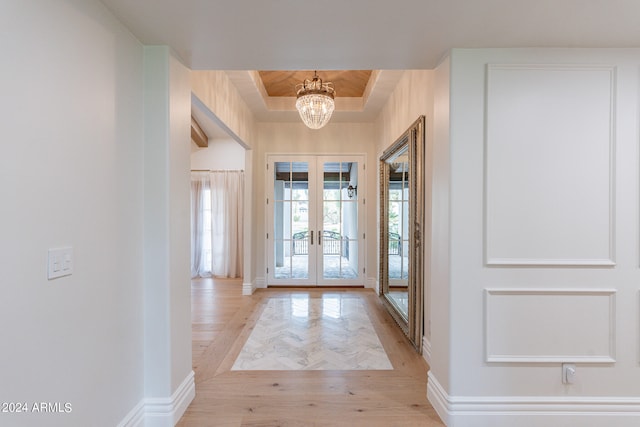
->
[177,278,445,427]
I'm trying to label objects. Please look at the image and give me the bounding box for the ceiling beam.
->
[191,116,208,147]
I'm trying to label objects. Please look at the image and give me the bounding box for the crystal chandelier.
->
[295,71,335,129]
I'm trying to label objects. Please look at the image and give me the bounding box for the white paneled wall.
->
[428,49,640,427]
[485,65,615,266]
[484,289,616,363]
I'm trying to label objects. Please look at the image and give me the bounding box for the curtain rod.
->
[191,169,244,172]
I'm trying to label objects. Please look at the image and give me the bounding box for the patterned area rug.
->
[231,296,393,370]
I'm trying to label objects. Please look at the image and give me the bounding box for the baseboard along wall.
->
[118,371,195,427]
[426,371,640,427]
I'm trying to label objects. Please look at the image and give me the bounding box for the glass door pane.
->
[388,160,409,283]
[273,161,310,280]
[320,161,359,281]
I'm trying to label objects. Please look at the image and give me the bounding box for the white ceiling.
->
[99,0,640,70]
[99,0,640,136]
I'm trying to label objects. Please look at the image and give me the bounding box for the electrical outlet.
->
[562,363,576,384]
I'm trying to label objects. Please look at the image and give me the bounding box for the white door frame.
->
[265,154,366,287]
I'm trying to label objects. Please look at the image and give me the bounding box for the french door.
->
[266,155,365,286]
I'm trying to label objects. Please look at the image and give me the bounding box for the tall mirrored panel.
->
[379,116,425,351]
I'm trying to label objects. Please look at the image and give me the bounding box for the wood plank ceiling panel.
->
[259,70,372,98]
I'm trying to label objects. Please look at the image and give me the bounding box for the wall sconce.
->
[347,185,357,199]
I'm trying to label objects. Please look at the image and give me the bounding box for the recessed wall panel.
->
[485,289,616,363]
[485,65,615,266]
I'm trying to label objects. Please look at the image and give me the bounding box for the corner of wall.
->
[422,336,432,366]
[243,281,255,295]
[255,277,266,290]
[117,401,145,427]
[366,277,379,293]
[121,371,195,427]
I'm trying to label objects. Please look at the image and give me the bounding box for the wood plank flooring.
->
[178,278,445,427]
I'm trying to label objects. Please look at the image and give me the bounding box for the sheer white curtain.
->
[210,171,244,278]
[190,170,244,279]
[190,173,211,278]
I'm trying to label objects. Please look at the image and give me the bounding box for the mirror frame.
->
[379,116,425,352]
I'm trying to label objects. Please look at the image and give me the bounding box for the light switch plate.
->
[48,247,73,280]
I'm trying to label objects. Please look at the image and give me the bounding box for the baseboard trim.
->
[242,281,254,295]
[366,277,377,291]
[422,336,432,366]
[144,370,195,427]
[427,371,640,427]
[427,372,451,425]
[255,277,266,289]
[117,400,145,427]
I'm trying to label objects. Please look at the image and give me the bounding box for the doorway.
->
[266,155,365,286]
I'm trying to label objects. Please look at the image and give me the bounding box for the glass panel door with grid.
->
[267,155,364,286]
[318,158,362,285]
[269,160,315,285]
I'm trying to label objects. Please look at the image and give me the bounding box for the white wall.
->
[143,46,194,425]
[253,122,377,288]
[430,56,452,395]
[428,48,640,427]
[168,49,194,411]
[191,71,256,149]
[376,70,434,157]
[190,139,246,170]
[0,0,145,425]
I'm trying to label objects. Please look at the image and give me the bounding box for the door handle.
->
[310,230,314,245]
[318,230,322,245]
